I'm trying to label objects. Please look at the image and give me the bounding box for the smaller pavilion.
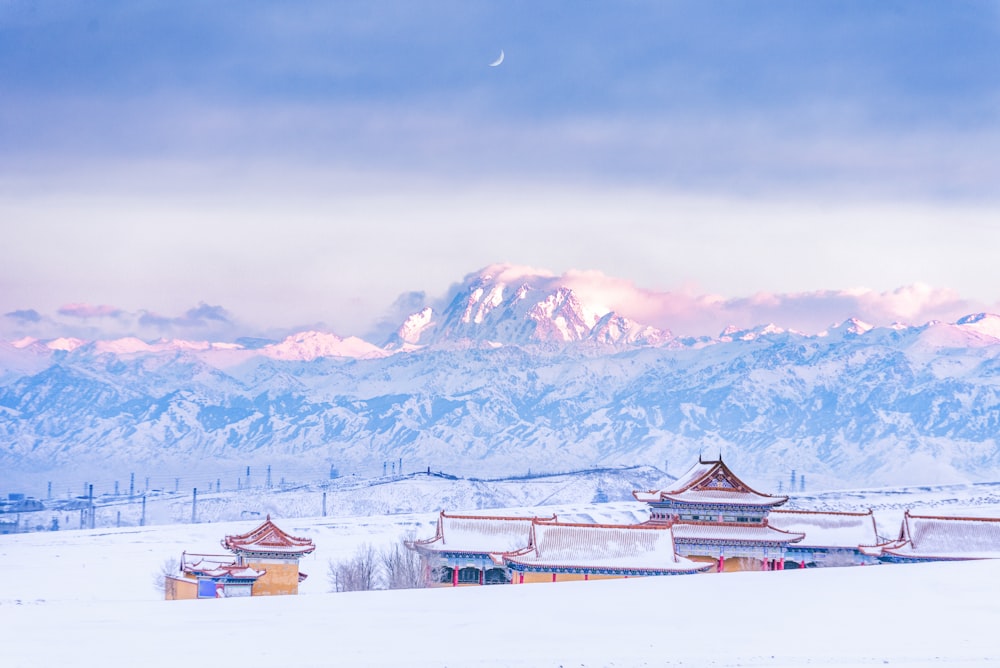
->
[863,511,1000,563]
[407,511,556,586]
[502,520,711,583]
[165,515,315,600]
[222,515,316,595]
[635,456,804,571]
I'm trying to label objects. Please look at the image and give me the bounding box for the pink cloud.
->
[57,303,123,319]
[482,265,988,337]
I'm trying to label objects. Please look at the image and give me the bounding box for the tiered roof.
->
[634,457,788,508]
[670,521,804,546]
[768,509,880,549]
[409,511,556,555]
[871,511,1000,561]
[503,521,709,574]
[222,515,316,557]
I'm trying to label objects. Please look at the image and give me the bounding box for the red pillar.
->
[519,572,524,584]
[452,567,458,587]
[718,555,725,573]
[800,560,806,569]
[778,558,784,571]
[584,573,589,581]
[552,572,557,583]
[479,569,484,586]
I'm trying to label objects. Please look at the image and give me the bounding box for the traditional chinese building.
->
[165,515,315,600]
[635,456,804,571]
[502,520,711,583]
[767,508,881,568]
[407,511,556,586]
[863,511,1000,563]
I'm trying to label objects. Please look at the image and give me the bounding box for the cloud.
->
[179,303,231,325]
[138,303,232,330]
[57,303,123,319]
[4,309,42,323]
[445,265,989,338]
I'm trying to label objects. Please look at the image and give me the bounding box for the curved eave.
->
[228,546,315,558]
[658,492,788,508]
[503,560,711,576]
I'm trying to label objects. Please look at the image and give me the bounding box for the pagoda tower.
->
[634,456,803,572]
[222,515,316,595]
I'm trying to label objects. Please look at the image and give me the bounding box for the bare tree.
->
[381,541,427,590]
[328,543,379,592]
[152,556,180,592]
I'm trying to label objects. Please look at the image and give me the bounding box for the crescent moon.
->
[488,50,504,67]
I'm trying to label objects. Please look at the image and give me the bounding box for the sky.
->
[3,1,1000,342]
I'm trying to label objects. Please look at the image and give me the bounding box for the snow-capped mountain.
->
[385,265,673,347]
[2,266,1000,492]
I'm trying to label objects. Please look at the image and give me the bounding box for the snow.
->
[2,501,1000,667]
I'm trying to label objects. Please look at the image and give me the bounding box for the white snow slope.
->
[2,486,1000,667]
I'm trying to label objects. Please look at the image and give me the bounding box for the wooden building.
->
[863,511,1000,563]
[222,515,316,595]
[407,512,556,586]
[502,520,710,583]
[635,457,805,571]
[767,508,882,568]
[165,515,315,600]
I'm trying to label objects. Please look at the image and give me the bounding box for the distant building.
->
[767,508,881,568]
[502,520,710,583]
[165,515,315,600]
[408,512,555,586]
[862,511,1000,563]
[635,457,805,571]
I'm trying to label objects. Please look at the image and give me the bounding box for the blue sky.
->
[3,1,1000,340]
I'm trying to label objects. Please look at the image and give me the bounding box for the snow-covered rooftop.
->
[768,509,880,548]
[411,512,553,554]
[506,522,706,573]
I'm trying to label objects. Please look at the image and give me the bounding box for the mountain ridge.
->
[2,265,999,491]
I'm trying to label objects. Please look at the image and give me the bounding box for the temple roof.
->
[180,553,266,580]
[634,457,788,508]
[670,521,804,545]
[768,509,880,549]
[875,511,1000,560]
[503,521,708,573]
[409,512,556,555]
[222,515,316,557]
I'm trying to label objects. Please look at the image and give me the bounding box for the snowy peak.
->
[262,331,389,361]
[719,323,786,342]
[397,265,669,347]
[395,307,435,346]
[589,312,672,346]
[956,313,1000,340]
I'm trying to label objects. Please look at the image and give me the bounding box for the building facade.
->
[165,515,315,600]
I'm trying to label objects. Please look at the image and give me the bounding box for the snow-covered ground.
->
[2,483,1000,667]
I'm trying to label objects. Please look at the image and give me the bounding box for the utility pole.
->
[129,473,135,497]
[192,488,198,524]
[140,494,146,527]
[88,484,95,529]
[266,465,272,489]
[322,491,327,517]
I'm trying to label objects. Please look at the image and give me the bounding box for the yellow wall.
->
[247,560,300,596]
[164,575,198,601]
[688,555,768,572]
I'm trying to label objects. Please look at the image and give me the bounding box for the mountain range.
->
[2,265,999,491]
